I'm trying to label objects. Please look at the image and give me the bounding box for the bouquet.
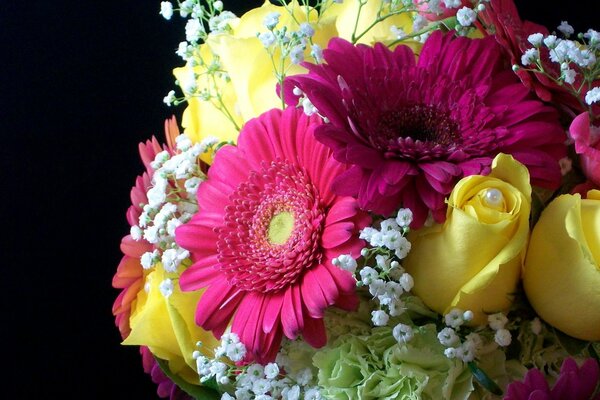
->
[112,0,600,398]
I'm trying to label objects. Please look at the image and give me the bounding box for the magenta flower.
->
[284,31,566,227]
[570,111,600,187]
[176,107,370,363]
[505,357,600,400]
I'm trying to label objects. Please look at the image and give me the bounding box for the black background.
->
[1,1,595,398]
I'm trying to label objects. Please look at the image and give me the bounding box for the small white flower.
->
[443,0,462,8]
[563,68,576,84]
[456,7,476,27]
[465,332,483,351]
[369,279,387,297]
[263,12,281,30]
[527,33,544,46]
[221,393,235,400]
[258,31,276,47]
[359,227,377,241]
[294,368,313,386]
[310,43,323,63]
[584,29,600,44]
[213,1,224,11]
[399,273,414,292]
[360,267,378,285]
[290,45,305,64]
[160,2,173,20]
[159,278,174,298]
[143,225,160,244]
[179,0,194,17]
[495,328,512,347]
[163,89,177,106]
[184,176,202,195]
[557,21,574,37]
[283,385,300,400]
[304,388,322,400]
[456,342,475,362]
[380,218,400,232]
[444,308,465,328]
[393,323,414,344]
[264,363,279,379]
[333,254,357,274]
[521,48,539,66]
[543,34,558,48]
[299,22,315,37]
[585,87,600,105]
[185,18,204,43]
[252,378,272,395]
[301,96,318,116]
[246,363,264,379]
[390,25,406,40]
[130,225,143,241]
[371,310,390,326]
[395,208,413,227]
[388,298,405,317]
[488,312,508,330]
[437,327,460,346]
[141,250,159,270]
[412,14,428,31]
[394,238,411,259]
[530,317,542,335]
[444,347,457,358]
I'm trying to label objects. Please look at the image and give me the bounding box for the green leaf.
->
[553,327,588,355]
[468,361,503,396]
[155,357,221,400]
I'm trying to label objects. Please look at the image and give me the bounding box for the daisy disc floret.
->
[176,107,370,363]
[284,31,566,227]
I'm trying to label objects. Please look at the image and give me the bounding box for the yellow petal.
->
[523,194,600,341]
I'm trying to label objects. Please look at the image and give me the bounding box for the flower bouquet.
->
[112,0,600,399]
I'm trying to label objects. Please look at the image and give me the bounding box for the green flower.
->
[313,323,474,400]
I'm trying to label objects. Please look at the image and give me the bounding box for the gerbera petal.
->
[301,313,327,348]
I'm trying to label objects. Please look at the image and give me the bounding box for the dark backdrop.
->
[1,1,595,398]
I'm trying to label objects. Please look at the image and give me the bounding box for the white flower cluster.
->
[130,134,215,297]
[256,9,323,72]
[333,208,415,333]
[195,335,323,400]
[518,28,599,103]
[437,308,482,362]
[488,312,512,347]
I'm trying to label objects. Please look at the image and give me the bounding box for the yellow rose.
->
[523,190,600,341]
[404,154,532,325]
[330,0,421,52]
[174,0,338,163]
[122,265,219,384]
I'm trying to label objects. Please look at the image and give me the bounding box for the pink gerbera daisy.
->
[284,31,566,227]
[175,107,370,363]
[505,357,600,400]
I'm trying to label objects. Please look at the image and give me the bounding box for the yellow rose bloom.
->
[523,190,600,341]
[330,0,421,51]
[123,265,219,384]
[174,0,338,164]
[404,154,532,325]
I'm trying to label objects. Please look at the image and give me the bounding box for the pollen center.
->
[268,211,295,245]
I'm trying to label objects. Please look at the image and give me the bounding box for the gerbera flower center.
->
[216,159,325,293]
[268,211,295,245]
[375,104,460,149]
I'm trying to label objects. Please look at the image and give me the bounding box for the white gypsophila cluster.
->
[131,133,216,298]
[437,308,482,362]
[585,87,600,105]
[456,7,476,27]
[332,209,415,330]
[195,335,323,400]
[488,312,512,347]
[517,29,599,107]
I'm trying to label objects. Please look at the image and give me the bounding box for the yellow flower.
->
[404,154,532,325]
[122,265,219,384]
[331,0,421,51]
[523,190,600,341]
[174,0,338,163]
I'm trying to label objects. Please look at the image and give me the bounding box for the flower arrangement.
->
[112,0,600,399]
